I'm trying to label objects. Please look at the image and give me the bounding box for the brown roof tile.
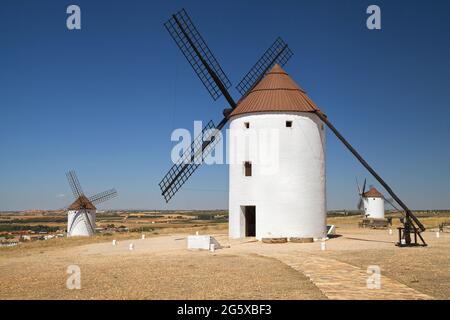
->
[68,195,96,210]
[362,187,384,198]
[230,64,322,117]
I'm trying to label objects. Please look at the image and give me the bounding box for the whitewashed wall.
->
[228,112,327,240]
[363,197,385,219]
[67,210,96,236]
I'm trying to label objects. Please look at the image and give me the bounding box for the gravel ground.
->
[323,240,450,299]
[223,227,450,299]
[0,235,325,300]
[1,223,448,300]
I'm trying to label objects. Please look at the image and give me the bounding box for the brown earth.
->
[0,235,324,300]
[1,217,449,300]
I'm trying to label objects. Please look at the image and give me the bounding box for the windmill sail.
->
[236,37,293,97]
[65,170,117,208]
[160,8,239,202]
[89,189,118,205]
[64,170,117,237]
[356,178,367,210]
[160,10,296,202]
[66,170,84,198]
[159,120,221,202]
[161,8,426,246]
[164,9,233,102]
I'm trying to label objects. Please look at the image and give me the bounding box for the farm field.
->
[0,210,228,246]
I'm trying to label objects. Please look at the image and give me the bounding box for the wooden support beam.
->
[315,110,426,236]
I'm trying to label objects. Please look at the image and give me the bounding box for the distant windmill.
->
[356,178,384,219]
[357,178,402,219]
[65,170,117,237]
[159,8,426,247]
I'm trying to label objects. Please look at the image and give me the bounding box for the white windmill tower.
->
[227,64,326,240]
[65,170,118,237]
[356,179,384,219]
[159,9,427,246]
[160,10,324,240]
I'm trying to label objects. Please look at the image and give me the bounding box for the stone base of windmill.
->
[289,237,314,243]
[262,237,288,244]
[359,218,391,229]
[261,237,318,244]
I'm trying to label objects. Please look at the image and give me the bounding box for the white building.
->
[362,187,385,219]
[67,195,96,236]
[228,64,327,240]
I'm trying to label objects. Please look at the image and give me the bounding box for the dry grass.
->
[328,215,450,229]
[0,223,227,259]
[0,233,140,258]
[0,241,324,300]
[1,215,449,300]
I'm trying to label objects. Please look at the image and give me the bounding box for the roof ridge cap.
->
[250,87,306,93]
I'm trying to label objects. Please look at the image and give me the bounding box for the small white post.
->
[112,239,117,246]
[210,244,215,252]
[320,241,326,251]
[196,231,199,236]
[436,231,440,238]
[388,229,393,235]
[129,243,134,251]
[141,234,145,240]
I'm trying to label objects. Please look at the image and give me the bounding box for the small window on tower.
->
[244,161,252,177]
[244,122,250,129]
[286,121,293,128]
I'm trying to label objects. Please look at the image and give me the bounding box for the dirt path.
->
[218,229,448,300]
[260,252,432,300]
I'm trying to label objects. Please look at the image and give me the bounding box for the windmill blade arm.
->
[236,37,293,98]
[315,111,426,232]
[356,177,361,195]
[164,9,235,107]
[159,119,224,202]
[357,197,363,210]
[66,170,84,198]
[89,189,118,205]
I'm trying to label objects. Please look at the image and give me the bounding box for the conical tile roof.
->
[362,187,384,198]
[230,64,322,117]
[68,194,96,210]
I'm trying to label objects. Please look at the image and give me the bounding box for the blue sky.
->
[1,0,449,211]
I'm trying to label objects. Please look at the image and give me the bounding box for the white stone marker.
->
[196,231,199,235]
[188,235,221,251]
[320,241,326,251]
[389,229,393,235]
[112,239,117,246]
[129,243,134,251]
[210,244,215,252]
[141,234,145,240]
[436,232,440,238]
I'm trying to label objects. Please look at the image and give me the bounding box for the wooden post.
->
[315,111,426,241]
